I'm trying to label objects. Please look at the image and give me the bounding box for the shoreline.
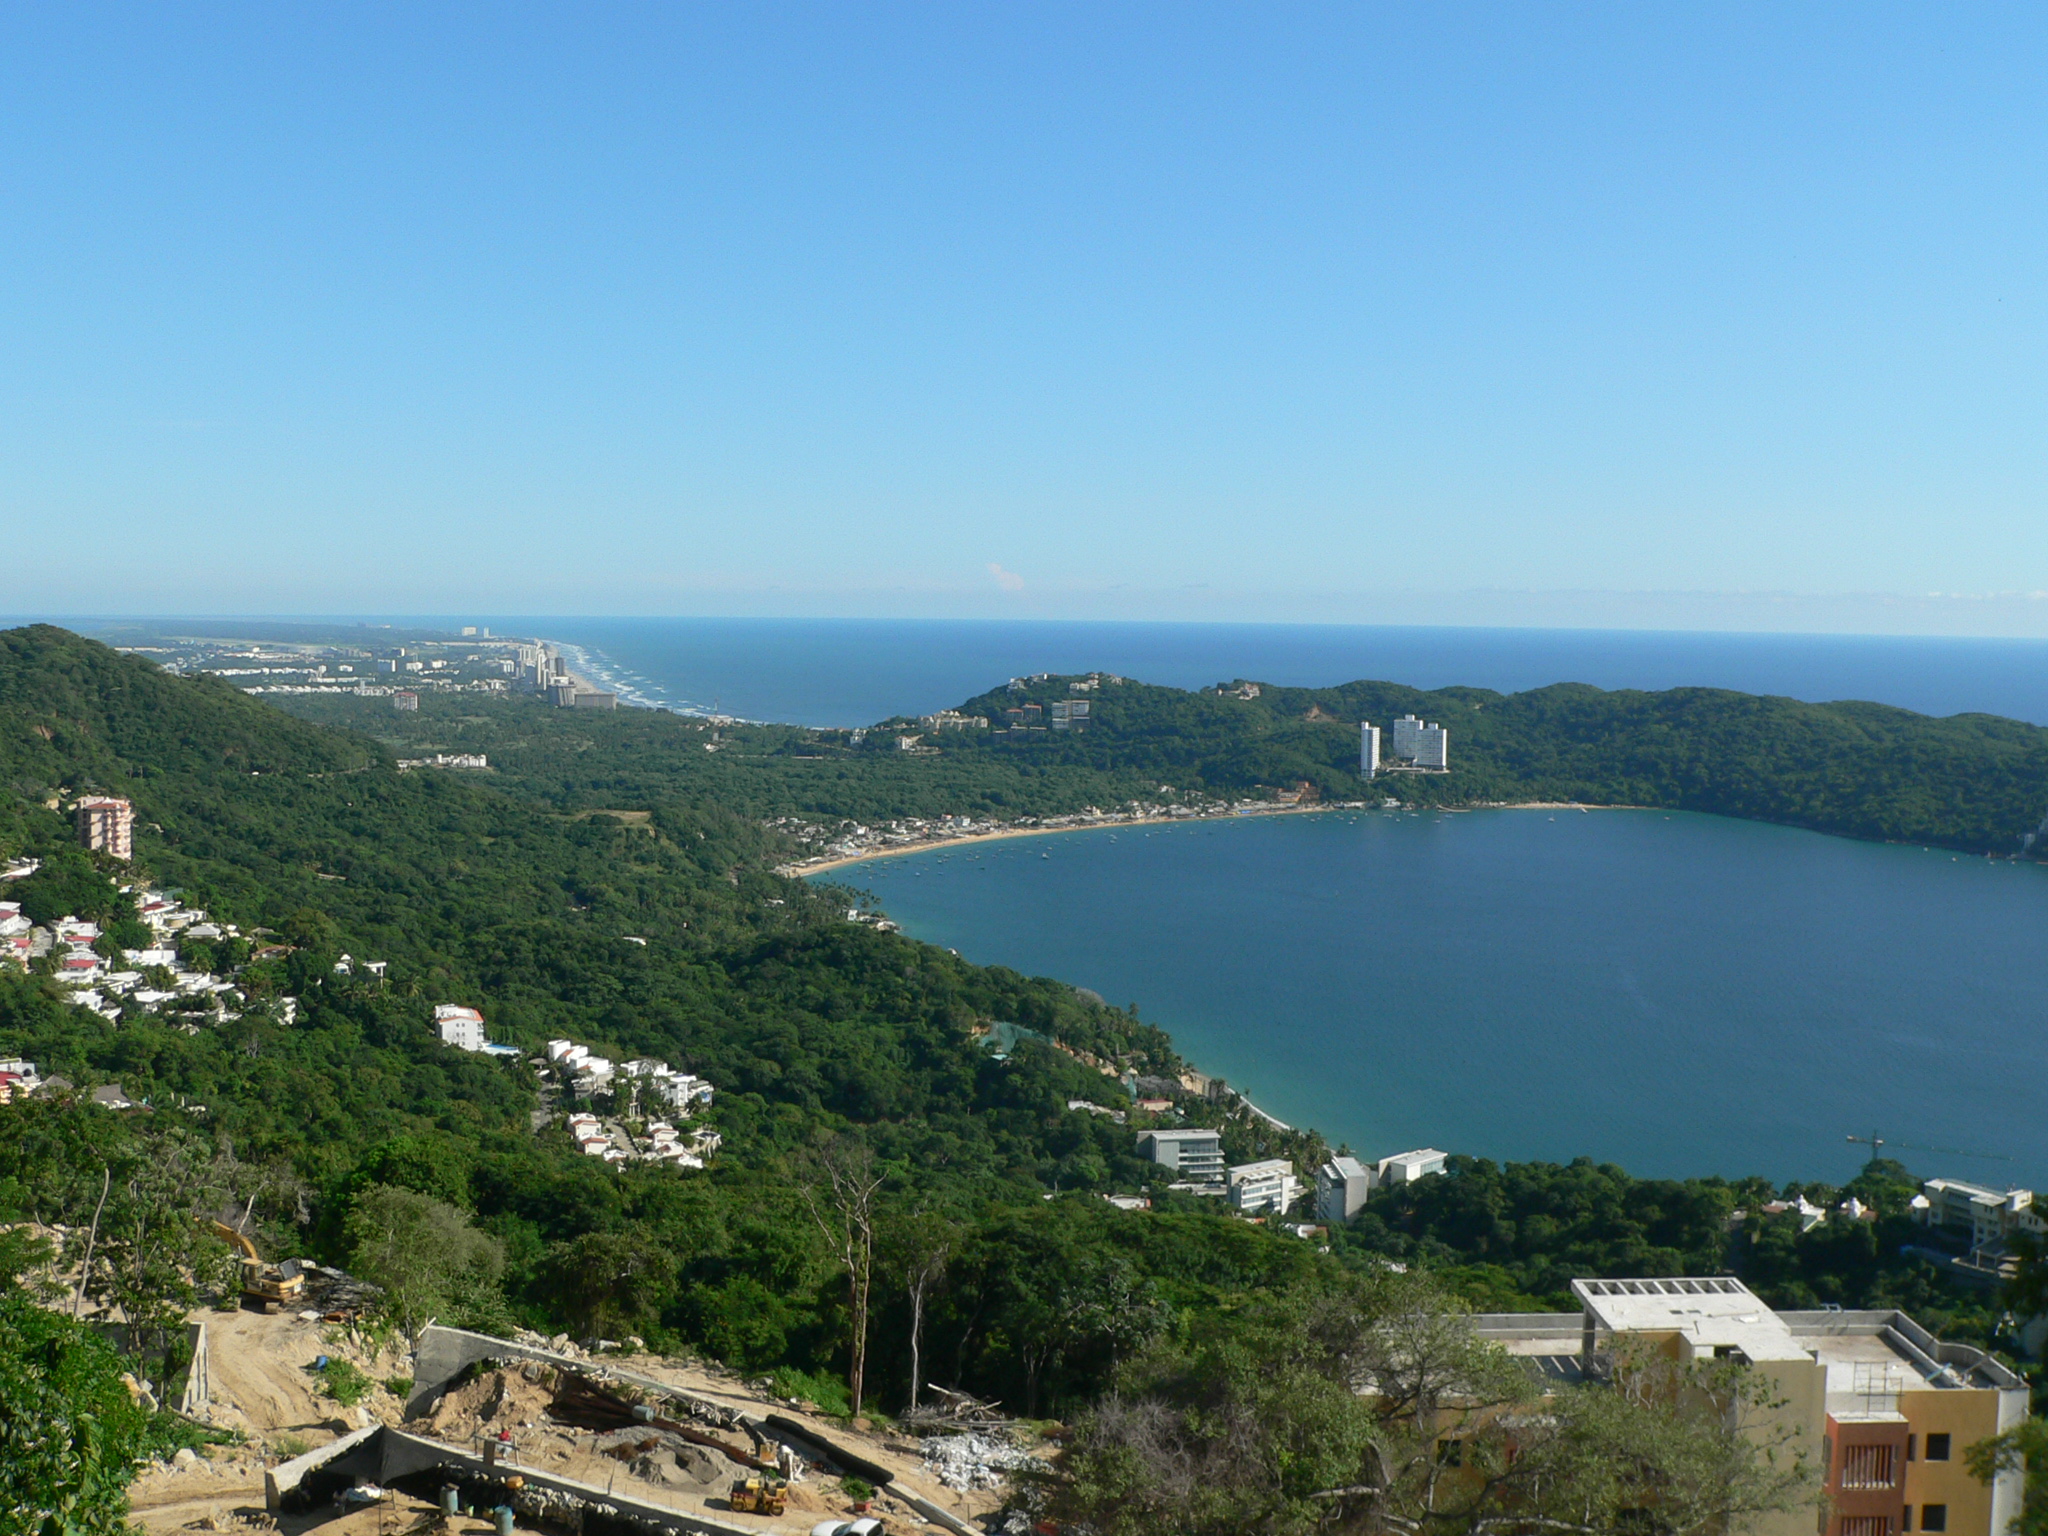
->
[789,799,1630,878]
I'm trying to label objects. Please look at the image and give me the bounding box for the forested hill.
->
[947,673,2048,854]
[0,624,1328,1420]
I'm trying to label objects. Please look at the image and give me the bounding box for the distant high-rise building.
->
[1315,1155,1376,1222]
[1360,722,1380,779]
[392,691,419,712]
[1390,714,1449,770]
[74,797,133,861]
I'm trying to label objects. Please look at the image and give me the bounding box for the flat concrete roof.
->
[1570,1276,1814,1363]
[1469,1282,2025,1404]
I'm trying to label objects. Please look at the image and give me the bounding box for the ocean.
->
[531,617,2048,727]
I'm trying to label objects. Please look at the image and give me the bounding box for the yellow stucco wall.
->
[1899,1388,2003,1536]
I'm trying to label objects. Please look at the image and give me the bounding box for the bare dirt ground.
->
[418,1362,1012,1532]
[128,1305,408,1536]
[130,1309,1029,1535]
[199,1306,407,1445]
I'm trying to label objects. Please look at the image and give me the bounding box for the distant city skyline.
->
[4,6,2046,633]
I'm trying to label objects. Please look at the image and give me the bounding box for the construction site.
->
[128,1314,1043,1536]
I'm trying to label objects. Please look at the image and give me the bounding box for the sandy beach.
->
[789,799,1623,877]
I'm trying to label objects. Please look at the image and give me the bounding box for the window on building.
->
[1926,1435,1951,1462]
[1903,1507,1912,1532]
[1841,1445,1898,1490]
[1907,1435,1917,1462]
[1920,1508,1947,1533]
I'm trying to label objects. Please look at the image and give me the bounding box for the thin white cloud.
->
[987,563,1026,592]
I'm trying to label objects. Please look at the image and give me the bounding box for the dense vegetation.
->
[1,626,2034,1530]
[941,674,2048,855]
[1334,1155,2006,1343]
[0,629,1323,1395]
[277,661,2048,857]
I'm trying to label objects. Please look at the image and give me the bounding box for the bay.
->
[816,809,2048,1187]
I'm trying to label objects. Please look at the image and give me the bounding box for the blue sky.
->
[5,5,2047,630]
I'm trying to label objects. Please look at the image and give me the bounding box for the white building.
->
[1378,1148,1449,1186]
[650,1070,713,1110]
[433,1004,488,1053]
[1139,1128,1225,1183]
[1228,1159,1300,1216]
[1917,1179,2045,1255]
[1389,716,1449,770]
[1315,1155,1377,1222]
[1359,723,1380,779]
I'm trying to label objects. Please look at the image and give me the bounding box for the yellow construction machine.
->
[728,1476,790,1516]
[207,1220,306,1312]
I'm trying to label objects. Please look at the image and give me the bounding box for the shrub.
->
[768,1366,852,1418]
[317,1358,371,1407]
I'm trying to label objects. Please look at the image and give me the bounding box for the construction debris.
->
[921,1431,1037,1493]
[901,1385,1012,1432]
[300,1265,383,1321]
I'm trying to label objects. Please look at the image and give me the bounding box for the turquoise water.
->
[524,617,2048,726]
[817,810,2048,1186]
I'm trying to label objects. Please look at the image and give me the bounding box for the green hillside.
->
[943,673,2048,853]
[0,625,1322,1415]
[274,657,2048,855]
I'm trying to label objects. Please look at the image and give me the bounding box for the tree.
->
[798,1136,884,1416]
[881,1208,957,1410]
[1968,1418,2048,1536]
[538,1230,675,1341]
[67,1131,232,1390]
[15,847,129,928]
[343,1184,505,1341]
[1048,1274,1816,1536]
[0,1286,155,1536]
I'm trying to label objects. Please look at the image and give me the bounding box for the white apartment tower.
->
[1390,715,1449,770]
[1315,1155,1377,1222]
[1360,722,1380,779]
[74,797,134,861]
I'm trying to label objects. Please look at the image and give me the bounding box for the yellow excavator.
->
[207,1220,306,1313]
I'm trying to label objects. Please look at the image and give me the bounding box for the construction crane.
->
[1846,1132,2014,1166]
[206,1220,307,1313]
